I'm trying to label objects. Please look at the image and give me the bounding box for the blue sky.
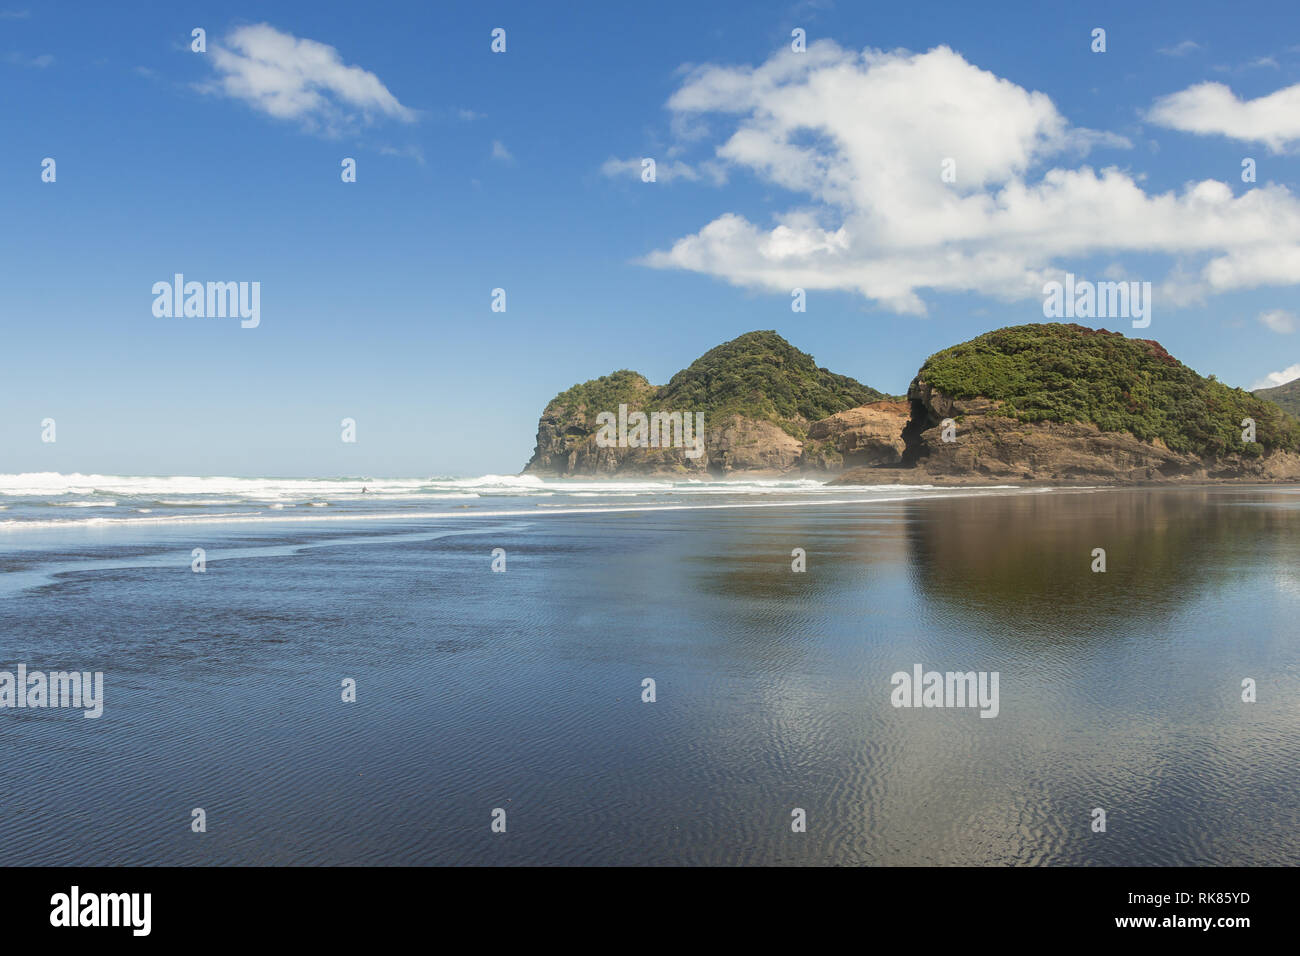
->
[3,0,1299,476]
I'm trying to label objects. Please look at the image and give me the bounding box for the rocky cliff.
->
[523,331,897,476]
[799,402,910,469]
[834,324,1300,484]
[525,324,1300,483]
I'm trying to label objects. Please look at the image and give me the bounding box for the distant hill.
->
[1254,378,1300,417]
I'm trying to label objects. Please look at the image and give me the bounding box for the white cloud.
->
[491,140,514,162]
[1252,363,1300,389]
[3,51,51,67]
[638,42,1300,314]
[1158,40,1201,57]
[1148,80,1300,152]
[600,156,726,184]
[1258,309,1296,333]
[378,144,426,165]
[205,24,415,133]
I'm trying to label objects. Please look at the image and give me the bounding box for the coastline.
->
[521,467,1300,487]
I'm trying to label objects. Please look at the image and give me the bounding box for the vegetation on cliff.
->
[1254,378,1300,417]
[658,331,889,436]
[544,370,656,425]
[541,331,889,439]
[916,323,1300,457]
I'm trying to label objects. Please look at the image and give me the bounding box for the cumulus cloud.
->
[1258,309,1296,333]
[1148,80,1300,152]
[636,42,1300,314]
[204,24,415,133]
[491,139,514,162]
[1157,40,1201,57]
[1252,363,1300,390]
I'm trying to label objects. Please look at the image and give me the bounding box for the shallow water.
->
[0,484,1296,865]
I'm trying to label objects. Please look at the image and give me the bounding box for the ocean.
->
[0,474,1297,865]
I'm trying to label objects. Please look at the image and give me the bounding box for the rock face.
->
[708,415,804,475]
[886,382,1300,482]
[525,424,709,476]
[799,402,910,470]
[524,403,907,477]
[525,373,709,476]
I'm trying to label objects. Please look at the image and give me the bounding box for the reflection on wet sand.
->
[905,487,1300,636]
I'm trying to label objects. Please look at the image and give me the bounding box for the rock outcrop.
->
[525,324,1300,484]
[707,415,804,475]
[798,402,910,470]
[835,384,1300,483]
[833,324,1300,485]
[522,331,894,477]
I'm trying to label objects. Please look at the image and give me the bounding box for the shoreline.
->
[525,468,1300,487]
[5,479,1297,537]
[0,484,1049,534]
